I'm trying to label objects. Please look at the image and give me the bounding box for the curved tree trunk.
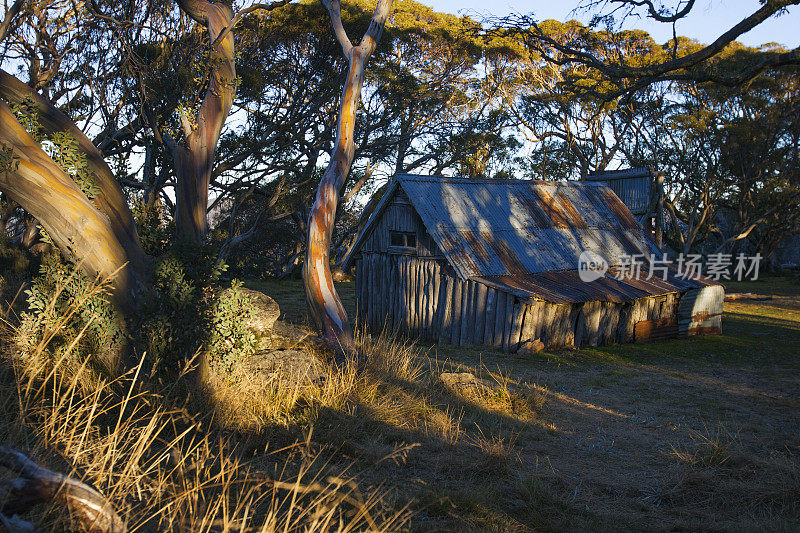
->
[0,69,148,276]
[303,0,392,358]
[0,100,139,305]
[169,0,236,244]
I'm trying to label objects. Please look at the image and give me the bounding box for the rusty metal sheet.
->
[474,269,686,304]
[678,285,724,336]
[635,317,678,342]
[391,174,661,280]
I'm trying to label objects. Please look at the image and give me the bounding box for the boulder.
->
[237,288,280,334]
[247,349,325,389]
[255,320,316,351]
[439,372,490,395]
[518,338,545,355]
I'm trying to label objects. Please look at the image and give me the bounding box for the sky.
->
[422,0,800,49]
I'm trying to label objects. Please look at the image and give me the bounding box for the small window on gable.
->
[389,231,416,252]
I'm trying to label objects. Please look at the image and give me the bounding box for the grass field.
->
[2,275,798,530]
[244,276,800,531]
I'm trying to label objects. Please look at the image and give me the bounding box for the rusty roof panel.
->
[475,268,708,305]
[395,174,660,281]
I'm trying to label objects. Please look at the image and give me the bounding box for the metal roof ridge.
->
[396,173,598,186]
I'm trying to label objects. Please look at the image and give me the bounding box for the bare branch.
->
[0,0,24,44]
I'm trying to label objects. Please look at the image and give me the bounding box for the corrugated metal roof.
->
[475,267,714,305]
[343,174,715,304]
[585,167,652,180]
[396,174,658,280]
[585,167,653,215]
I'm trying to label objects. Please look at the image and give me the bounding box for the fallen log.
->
[723,293,773,301]
[0,446,126,533]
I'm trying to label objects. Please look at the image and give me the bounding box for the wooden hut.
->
[342,174,723,352]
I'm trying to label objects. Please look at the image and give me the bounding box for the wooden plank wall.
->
[358,252,445,341]
[358,255,696,353]
[516,292,680,350]
[361,192,441,257]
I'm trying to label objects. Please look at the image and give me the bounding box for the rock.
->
[519,338,545,355]
[255,320,316,351]
[439,372,490,394]
[247,349,325,389]
[236,288,280,334]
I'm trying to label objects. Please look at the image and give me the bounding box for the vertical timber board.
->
[429,262,438,335]
[567,304,580,347]
[598,302,614,345]
[440,275,454,344]
[418,260,426,336]
[364,254,372,328]
[382,255,391,333]
[412,259,420,337]
[373,255,381,332]
[451,278,464,346]
[424,262,433,336]
[573,304,586,348]
[416,260,424,336]
[376,255,384,333]
[371,254,379,332]
[474,283,487,345]
[533,301,545,341]
[502,294,515,352]
[586,301,603,347]
[431,262,441,339]
[494,291,507,346]
[509,300,525,353]
[398,258,406,333]
[405,258,412,334]
[356,257,361,322]
[385,256,393,332]
[361,254,370,328]
[358,255,365,325]
[391,257,399,333]
[460,280,473,346]
[519,302,532,344]
[411,258,418,335]
[467,280,479,345]
[520,302,538,345]
[484,287,496,344]
[424,262,434,339]
[551,304,568,347]
[419,262,428,339]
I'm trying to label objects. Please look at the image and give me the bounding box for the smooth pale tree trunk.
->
[168,0,236,244]
[0,69,148,277]
[304,0,393,358]
[0,100,139,306]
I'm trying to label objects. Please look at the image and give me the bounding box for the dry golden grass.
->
[0,275,410,532]
[4,274,799,531]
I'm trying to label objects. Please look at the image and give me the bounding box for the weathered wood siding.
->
[515,293,680,350]
[356,252,447,341]
[360,190,442,257]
